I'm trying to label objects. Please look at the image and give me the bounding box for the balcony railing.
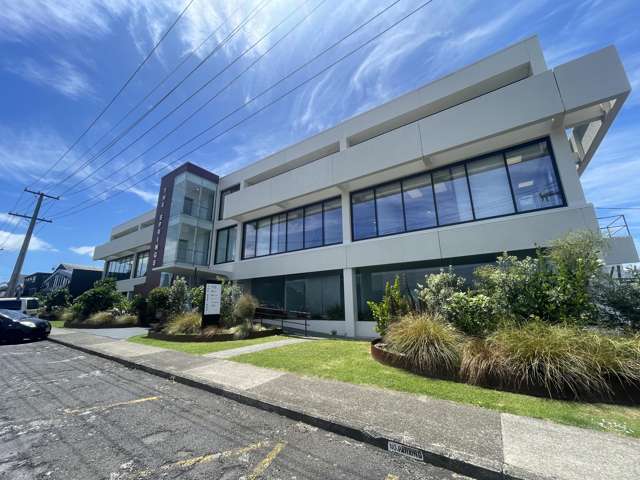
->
[598,215,631,238]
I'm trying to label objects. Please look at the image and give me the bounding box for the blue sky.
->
[0,0,639,281]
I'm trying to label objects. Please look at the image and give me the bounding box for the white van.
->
[0,297,40,315]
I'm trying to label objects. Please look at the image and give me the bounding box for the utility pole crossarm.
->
[8,212,52,223]
[6,190,59,297]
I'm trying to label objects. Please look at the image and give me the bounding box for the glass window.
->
[219,184,240,220]
[270,214,287,254]
[506,141,564,212]
[106,255,133,281]
[256,218,271,256]
[402,174,437,231]
[304,203,323,248]
[215,228,229,264]
[352,189,377,240]
[135,251,149,278]
[433,165,473,225]
[243,222,256,259]
[375,181,404,235]
[467,154,515,219]
[252,276,285,309]
[287,209,303,251]
[323,198,342,245]
[226,226,237,262]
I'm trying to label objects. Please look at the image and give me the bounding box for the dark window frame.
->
[241,197,343,260]
[214,226,237,264]
[350,137,566,241]
[134,251,150,278]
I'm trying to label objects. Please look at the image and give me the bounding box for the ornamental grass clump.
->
[163,312,202,335]
[460,321,640,399]
[385,313,462,378]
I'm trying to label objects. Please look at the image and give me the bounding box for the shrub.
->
[190,286,204,312]
[41,288,72,312]
[416,268,466,316]
[445,292,497,337]
[384,313,462,378]
[73,278,124,319]
[368,276,411,336]
[163,312,202,335]
[460,321,640,399]
[168,277,190,315]
[233,294,258,323]
[221,281,242,326]
[596,270,640,330]
[232,319,253,339]
[131,295,149,324]
[84,311,115,327]
[61,307,79,325]
[113,314,138,327]
[147,287,171,322]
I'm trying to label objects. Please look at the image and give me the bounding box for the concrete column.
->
[343,268,357,337]
[340,189,352,245]
[130,253,138,279]
[549,127,587,208]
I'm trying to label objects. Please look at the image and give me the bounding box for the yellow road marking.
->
[247,442,286,480]
[168,441,268,470]
[386,475,400,480]
[64,396,159,415]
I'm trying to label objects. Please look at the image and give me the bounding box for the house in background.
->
[22,272,51,296]
[94,37,638,337]
[41,264,103,298]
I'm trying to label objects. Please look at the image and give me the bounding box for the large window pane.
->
[243,222,256,259]
[270,214,287,254]
[283,271,344,319]
[304,203,323,248]
[215,228,229,264]
[323,198,342,245]
[226,227,237,262]
[256,218,271,257]
[352,189,377,240]
[376,182,404,235]
[506,141,564,212]
[402,174,437,231]
[433,165,473,225]
[252,277,284,309]
[467,154,515,219]
[287,209,303,251]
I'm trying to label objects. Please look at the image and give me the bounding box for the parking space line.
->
[123,441,269,478]
[247,442,286,480]
[64,396,160,415]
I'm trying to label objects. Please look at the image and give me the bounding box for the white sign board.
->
[204,283,222,316]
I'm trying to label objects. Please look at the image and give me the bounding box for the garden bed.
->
[371,338,640,404]
[147,327,282,343]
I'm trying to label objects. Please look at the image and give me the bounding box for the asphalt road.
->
[0,340,470,480]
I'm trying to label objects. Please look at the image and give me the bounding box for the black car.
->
[0,309,51,342]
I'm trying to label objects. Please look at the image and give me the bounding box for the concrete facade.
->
[94,37,638,337]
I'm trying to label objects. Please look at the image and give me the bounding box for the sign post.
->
[202,280,222,327]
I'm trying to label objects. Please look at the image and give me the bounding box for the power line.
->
[61,0,322,200]
[46,0,274,199]
[50,0,437,221]
[51,2,247,192]
[28,0,198,194]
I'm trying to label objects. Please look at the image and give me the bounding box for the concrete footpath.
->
[48,328,640,480]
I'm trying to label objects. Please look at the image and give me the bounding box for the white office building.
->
[94,37,638,337]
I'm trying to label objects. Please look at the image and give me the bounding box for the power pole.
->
[6,189,59,297]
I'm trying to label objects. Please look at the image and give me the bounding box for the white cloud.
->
[0,213,22,227]
[5,58,94,99]
[0,230,56,252]
[129,186,158,205]
[69,245,95,256]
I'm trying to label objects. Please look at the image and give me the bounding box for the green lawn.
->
[49,320,65,328]
[232,339,640,438]
[128,334,289,355]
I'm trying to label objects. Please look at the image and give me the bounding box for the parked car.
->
[0,297,40,315]
[0,309,51,342]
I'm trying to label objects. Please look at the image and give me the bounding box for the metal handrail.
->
[598,214,631,238]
